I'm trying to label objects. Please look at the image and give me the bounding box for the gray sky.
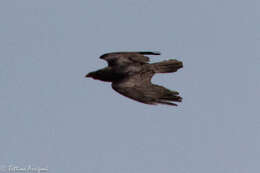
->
[0,0,258,172]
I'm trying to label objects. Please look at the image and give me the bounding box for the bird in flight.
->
[86,51,183,106]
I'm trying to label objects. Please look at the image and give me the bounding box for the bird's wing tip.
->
[138,51,161,55]
[152,51,161,55]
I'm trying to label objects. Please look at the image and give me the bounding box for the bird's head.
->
[85,68,120,82]
[85,68,110,80]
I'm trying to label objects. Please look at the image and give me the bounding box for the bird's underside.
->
[86,51,183,106]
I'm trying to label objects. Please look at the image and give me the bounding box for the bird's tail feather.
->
[151,59,183,73]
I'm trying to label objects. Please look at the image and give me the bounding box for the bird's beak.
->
[85,73,91,78]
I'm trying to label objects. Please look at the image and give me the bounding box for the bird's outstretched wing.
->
[111,68,182,106]
[99,51,161,67]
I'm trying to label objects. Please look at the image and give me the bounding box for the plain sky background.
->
[0,0,258,172]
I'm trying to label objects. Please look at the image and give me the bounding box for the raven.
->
[86,51,183,106]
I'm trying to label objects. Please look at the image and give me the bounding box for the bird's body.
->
[86,51,183,106]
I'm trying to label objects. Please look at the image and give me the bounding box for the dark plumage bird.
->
[86,51,183,106]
